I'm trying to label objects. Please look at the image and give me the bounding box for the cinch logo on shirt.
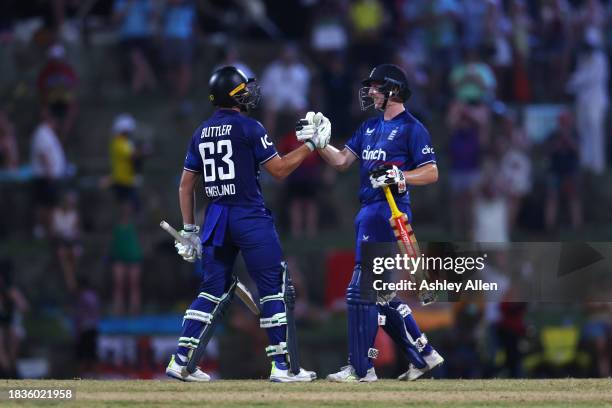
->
[362,145,387,161]
[422,145,435,155]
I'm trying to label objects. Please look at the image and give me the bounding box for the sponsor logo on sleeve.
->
[421,145,435,155]
[260,134,273,148]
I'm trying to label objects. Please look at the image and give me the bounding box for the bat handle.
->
[160,220,187,245]
[382,186,403,218]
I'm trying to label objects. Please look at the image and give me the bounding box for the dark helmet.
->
[359,64,412,111]
[208,66,261,110]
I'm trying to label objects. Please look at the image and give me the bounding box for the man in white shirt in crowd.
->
[567,27,609,175]
[31,102,67,238]
[261,44,311,137]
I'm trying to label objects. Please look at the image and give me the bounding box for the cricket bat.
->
[381,186,436,305]
[160,220,261,315]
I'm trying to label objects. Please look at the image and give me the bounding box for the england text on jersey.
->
[205,183,236,198]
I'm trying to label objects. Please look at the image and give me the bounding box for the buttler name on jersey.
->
[200,124,236,198]
[201,125,232,138]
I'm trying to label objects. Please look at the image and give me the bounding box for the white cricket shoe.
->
[269,361,317,382]
[166,355,211,382]
[424,349,445,369]
[326,365,378,383]
[398,349,444,381]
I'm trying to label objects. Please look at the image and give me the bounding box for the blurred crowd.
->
[0,0,610,379]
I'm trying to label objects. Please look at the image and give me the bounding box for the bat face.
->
[236,282,260,316]
[380,186,436,305]
[390,213,419,258]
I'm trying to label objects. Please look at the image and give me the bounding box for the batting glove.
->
[313,112,331,149]
[369,164,407,194]
[296,111,317,151]
[174,225,202,263]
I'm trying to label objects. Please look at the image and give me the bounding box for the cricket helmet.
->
[208,66,261,110]
[359,64,412,111]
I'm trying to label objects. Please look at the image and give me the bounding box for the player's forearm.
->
[403,164,438,186]
[271,145,312,180]
[178,172,198,225]
[179,187,195,225]
[318,145,353,172]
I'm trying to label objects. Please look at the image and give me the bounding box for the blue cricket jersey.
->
[183,109,278,207]
[345,110,437,206]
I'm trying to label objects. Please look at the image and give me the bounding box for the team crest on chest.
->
[388,127,398,141]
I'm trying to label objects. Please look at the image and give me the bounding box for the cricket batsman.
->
[166,66,322,382]
[296,64,444,382]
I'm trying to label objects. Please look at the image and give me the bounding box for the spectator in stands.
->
[429,0,462,106]
[485,0,514,101]
[109,113,149,212]
[497,301,527,378]
[113,0,158,94]
[394,47,430,122]
[214,45,254,79]
[566,28,609,175]
[31,103,68,239]
[460,0,489,50]
[110,204,143,315]
[472,158,509,242]
[348,0,386,64]
[447,101,485,238]
[49,0,80,44]
[160,0,197,115]
[582,302,612,377]
[316,52,353,139]
[536,0,571,100]
[395,0,429,67]
[51,190,81,292]
[36,43,78,141]
[74,277,100,377]
[450,46,496,143]
[449,299,484,378]
[497,111,531,231]
[261,44,310,138]
[573,0,605,41]
[545,110,582,230]
[451,46,497,107]
[309,1,348,56]
[279,130,322,238]
[0,259,28,379]
[509,0,533,102]
[0,110,18,170]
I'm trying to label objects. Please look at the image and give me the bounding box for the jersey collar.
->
[215,108,240,115]
[385,110,408,122]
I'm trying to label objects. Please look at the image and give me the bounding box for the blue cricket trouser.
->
[348,200,431,376]
[176,204,288,365]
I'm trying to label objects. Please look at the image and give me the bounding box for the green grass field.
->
[1,379,612,407]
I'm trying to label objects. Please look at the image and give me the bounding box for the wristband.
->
[183,223,197,232]
[304,139,315,151]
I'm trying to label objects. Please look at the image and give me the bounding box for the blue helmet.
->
[359,64,411,111]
